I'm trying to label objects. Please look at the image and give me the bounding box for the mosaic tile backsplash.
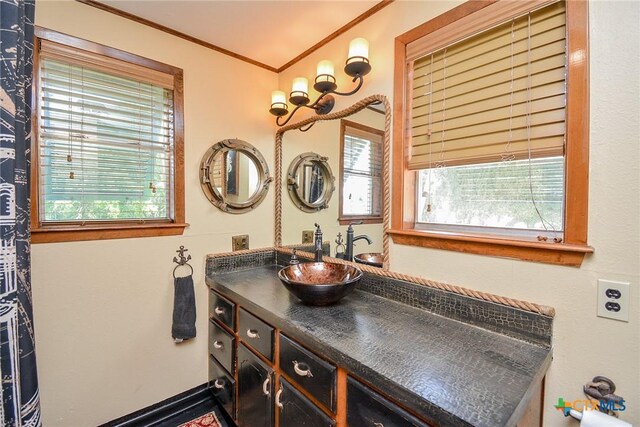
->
[207,249,553,347]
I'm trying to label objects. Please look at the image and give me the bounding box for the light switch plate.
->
[597,279,629,322]
[302,230,313,244]
[232,234,249,251]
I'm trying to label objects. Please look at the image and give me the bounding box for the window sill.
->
[338,216,383,225]
[388,229,593,267]
[31,222,188,244]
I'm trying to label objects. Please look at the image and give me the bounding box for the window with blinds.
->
[409,1,566,235]
[37,41,175,223]
[340,121,383,220]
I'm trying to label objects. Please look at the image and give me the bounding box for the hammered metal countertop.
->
[206,264,552,427]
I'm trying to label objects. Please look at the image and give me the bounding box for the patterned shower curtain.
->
[0,0,41,426]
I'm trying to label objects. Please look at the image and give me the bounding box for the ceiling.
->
[96,0,382,71]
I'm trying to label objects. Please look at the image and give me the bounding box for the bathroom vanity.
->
[205,249,552,427]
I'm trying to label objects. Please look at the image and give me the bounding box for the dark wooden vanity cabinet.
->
[207,288,437,427]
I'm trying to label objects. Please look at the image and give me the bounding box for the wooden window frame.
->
[31,27,186,243]
[338,119,384,225]
[390,0,593,267]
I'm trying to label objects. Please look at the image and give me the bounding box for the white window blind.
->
[342,126,382,216]
[417,156,564,232]
[38,56,175,223]
[408,1,566,169]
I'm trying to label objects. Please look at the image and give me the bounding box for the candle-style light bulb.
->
[348,38,369,60]
[290,77,310,105]
[317,60,335,79]
[345,37,372,77]
[314,60,337,93]
[269,90,288,116]
[291,77,308,94]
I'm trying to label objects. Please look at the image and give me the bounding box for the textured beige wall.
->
[32,1,277,425]
[280,1,640,425]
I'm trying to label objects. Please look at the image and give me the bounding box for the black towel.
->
[172,275,196,340]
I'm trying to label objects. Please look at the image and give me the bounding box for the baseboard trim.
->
[99,383,212,427]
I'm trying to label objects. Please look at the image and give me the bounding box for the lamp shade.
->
[291,77,309,94]
[314,60,337,93]
[271,90,286,105]
[269,90,288,116]
[316,60,335,78]
[348,38,369,60]
[345,38,371,77]
[290,77,310,105]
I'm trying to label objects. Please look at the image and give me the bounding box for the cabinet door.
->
[237,343,274,427]
[278,378,335,427]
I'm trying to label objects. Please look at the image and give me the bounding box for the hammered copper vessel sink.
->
[354,252,383,268]
[277,262,363,305]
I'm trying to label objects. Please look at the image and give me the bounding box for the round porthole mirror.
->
[200,139,272,214]
[286,152,335,213]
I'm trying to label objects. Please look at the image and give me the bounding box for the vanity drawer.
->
[209,319,235,374]
[208,354,235,420]
[239,308,274,362]
[209,290,236,331]
[347,376,432,427]
[279,334,336,413]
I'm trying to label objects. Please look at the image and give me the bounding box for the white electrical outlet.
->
[597,279,630,322]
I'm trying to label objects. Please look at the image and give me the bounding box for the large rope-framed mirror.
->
[274,94,391,268]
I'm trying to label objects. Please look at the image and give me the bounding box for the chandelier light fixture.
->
[270,38,372,128]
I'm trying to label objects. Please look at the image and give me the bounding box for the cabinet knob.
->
[293,360,313,378]
[262,377,271,396]
[276,386,284,408]
[214,306,225,315]
[213,379,225,389]
[247,329,260,339]
[213,340,224,350]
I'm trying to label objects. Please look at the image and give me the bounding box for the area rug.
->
[178,411,222,427]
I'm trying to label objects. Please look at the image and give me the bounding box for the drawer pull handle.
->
[373,423,384,427]
[293,361,313,378]
[276,386,284,408]
[213,379,225,389]
[214,306,225,315]
[213,341,224,350]
[262,377,271,396]
[247,329,260,339]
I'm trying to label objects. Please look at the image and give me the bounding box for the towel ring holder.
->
[173,245,193,278]
[173,263,193,278]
